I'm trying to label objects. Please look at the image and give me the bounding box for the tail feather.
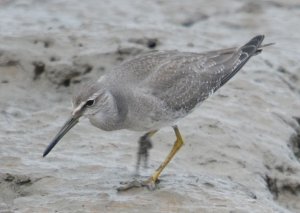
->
[219,35,266,87]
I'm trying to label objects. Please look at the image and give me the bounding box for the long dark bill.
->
[43,116,79,157]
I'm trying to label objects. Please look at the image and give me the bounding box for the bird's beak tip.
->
[43,115,79,157]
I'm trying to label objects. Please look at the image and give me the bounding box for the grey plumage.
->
[43,35,269,190]
[43,35,267,158]
[73,35,265,131]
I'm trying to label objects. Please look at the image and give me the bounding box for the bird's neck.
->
[89,89,128,131]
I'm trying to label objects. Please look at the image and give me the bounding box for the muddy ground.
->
[1,0,300,212]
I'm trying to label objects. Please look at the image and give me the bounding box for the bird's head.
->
[43,82,109,157]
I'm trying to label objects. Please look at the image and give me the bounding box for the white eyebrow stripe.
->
[72,102,86,116]
[90,93,99,100]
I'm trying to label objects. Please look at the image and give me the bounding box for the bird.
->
[43,35,270,191]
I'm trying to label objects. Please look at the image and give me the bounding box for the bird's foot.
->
[117,178,160,192]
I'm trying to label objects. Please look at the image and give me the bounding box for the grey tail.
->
[219,35,265,87]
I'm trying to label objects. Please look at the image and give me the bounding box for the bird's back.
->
[104,35,265,125]
[107,50,180,84]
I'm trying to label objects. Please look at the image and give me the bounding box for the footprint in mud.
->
[0,173,32,205]
[33,38,54,48]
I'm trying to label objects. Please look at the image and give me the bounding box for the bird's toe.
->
[116,178,160,192]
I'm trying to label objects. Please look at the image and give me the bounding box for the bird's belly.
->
[124,108,188,131]
[125,118,172,131]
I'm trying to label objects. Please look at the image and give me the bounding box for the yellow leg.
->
[146,130,158,137]
[117,126,184,191]
[149,125,184,184]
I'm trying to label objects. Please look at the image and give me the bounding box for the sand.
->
[1,0,300,212]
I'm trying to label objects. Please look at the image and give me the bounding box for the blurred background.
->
[0,0,300,212]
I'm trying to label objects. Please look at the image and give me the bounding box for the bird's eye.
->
[86,99,95,107]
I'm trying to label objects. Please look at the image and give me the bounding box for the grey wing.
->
[107,50,180,83]
[146,35,265,112]
[108,48,240,84]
